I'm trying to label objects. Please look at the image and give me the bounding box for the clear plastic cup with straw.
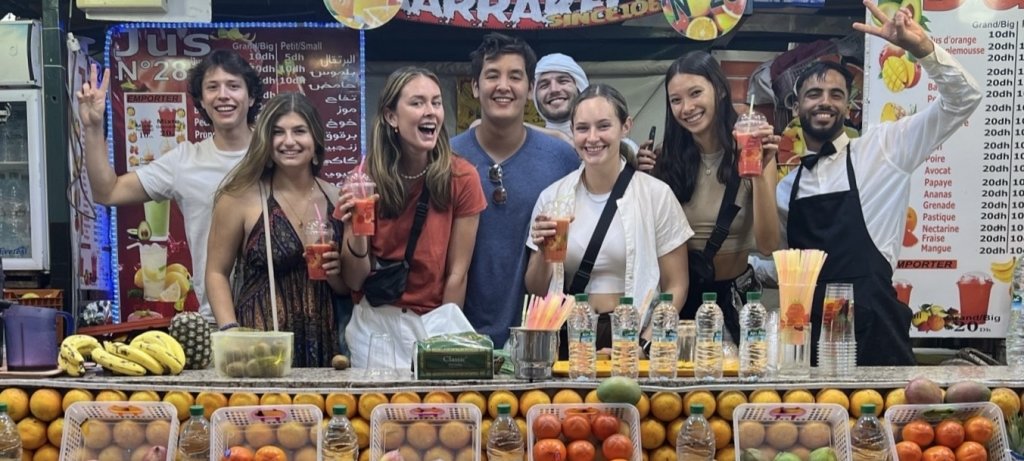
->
[339,168,376,236]
[304,205,333,281]
[736,96,766,178]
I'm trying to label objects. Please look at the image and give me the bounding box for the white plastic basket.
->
[60,401,179,461]
[526,403,642,461]
[731,403,852,461]
[884,402,1010,461]
[369,403,482,461]
[210,404,323,461]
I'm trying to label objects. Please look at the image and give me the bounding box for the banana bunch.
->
[58,334,102,377]
[70,331,186,377]
[991,257,1016,284]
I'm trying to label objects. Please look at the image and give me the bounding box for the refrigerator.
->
[0,89,48,271]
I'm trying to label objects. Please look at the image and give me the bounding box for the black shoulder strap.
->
[702,172,741,259]
[569,165,636,295]
[404,182,431,264]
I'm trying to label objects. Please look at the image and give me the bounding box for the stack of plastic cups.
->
[818,283,856,378]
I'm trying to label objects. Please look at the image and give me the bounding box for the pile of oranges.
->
[531,409,635,461]
[895,416,994,461]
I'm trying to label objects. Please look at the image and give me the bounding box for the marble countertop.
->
[0,366,1021,393]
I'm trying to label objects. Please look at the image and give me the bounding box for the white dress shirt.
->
[777,44,981,271]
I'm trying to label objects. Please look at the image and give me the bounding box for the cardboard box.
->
[415,333,494,380]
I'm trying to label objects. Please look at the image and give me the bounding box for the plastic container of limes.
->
[211,330,293,378]
[60,401,179,461]
[369,403,481,461]
[210,404,323,461]
[731,403,852,461]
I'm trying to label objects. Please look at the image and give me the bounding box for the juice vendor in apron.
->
[776,2,980,366]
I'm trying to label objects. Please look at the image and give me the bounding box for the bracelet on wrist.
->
[219,322,240,331]
[347,240,368,258]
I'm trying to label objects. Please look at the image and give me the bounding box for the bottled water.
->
[0,403,21,461]
[323,404,359,461]
[610,296,640,379]
[765,305,780,378]
[850,404,890,461]
[568,293,597,380]
[739,292,767,379]
[649,293,680,380]
[177,405,210,461]
[676,403,715,461]
[1009,259,1024,372]
[487,403,524,461]
[694,292,724,380]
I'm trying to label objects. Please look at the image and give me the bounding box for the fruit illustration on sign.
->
[903,207,918,247]
[982,0,1017,9]
[881,56,922,93]
[990,257,1015,284]
[663,0,745,40]
[923,0,964,10]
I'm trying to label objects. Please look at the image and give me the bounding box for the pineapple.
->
[169,312,212,369]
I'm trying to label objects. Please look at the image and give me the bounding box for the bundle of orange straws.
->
[521,293,576,330]
[772,249,828,345]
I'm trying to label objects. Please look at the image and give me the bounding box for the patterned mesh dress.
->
[234,186,342,367]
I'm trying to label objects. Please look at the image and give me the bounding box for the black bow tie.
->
[800,142,838,170]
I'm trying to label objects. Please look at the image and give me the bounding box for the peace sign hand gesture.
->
[76,63,111,129]
[853,0,934,58]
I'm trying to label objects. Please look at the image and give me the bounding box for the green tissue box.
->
[415,332,494,380]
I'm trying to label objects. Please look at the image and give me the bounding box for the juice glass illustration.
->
[735,112,766,178]
[893,279,913,306]
[143,200,170,241]
[542,198,572,263]
[138,243,167,300]
[158,106,176,137]
[340,173,376,236]
[303,222,333,281]
[957,272,993,325]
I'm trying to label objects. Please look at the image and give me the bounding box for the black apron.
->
[787,148,915,366]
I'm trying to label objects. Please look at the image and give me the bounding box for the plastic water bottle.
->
[739,291,767,379]
[611,296,640,379]
[0,403,21,461]
[177,405,209,461]
[850,404,890,461]
[323,404,359,461]
[677,403,715,461]
[487,403,524,461]
[694,292,724,380]
[649,293,680,380]
[1008,259,1024,372]
[568,293,597,380]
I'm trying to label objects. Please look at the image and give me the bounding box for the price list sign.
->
[864,1,1020,338]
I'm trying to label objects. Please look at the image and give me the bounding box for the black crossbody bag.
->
[362,182,430,307]
[688,172,740,286]
[568,166,636,294]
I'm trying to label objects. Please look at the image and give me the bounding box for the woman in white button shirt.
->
[524,84,692,356]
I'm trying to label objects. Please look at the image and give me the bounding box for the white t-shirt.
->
[136,137,247,321]
[564,187,627,294]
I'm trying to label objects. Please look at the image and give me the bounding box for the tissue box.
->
[415,332,493,380]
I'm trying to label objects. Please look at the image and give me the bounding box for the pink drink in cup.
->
[303,222,331,280]
[336,173,376,236]
[735,113,766,178]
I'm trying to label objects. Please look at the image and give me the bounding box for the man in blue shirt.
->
[453,33,580,348]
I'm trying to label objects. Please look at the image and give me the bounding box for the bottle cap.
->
[659,293,673,302]
[497,403,511,415]
[333,404,348,416]
[0,403,6,413]
[575,294,589,302]
[689,403,704,414]
[189,405,203,416]
[702,292,717,302]
[747,292,761,303]
[619,297,633,304]
[860,403,876,415]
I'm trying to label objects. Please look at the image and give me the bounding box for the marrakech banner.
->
[396,0,663,28]
[105,24,362,319]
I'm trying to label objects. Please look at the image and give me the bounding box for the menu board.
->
[864,1,1019,338]
[106,24,361,318]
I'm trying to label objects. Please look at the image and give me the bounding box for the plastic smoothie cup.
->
[735,112,766,178]
[303,222,332,280]
[338,172,376,236]
[541,197,571,263]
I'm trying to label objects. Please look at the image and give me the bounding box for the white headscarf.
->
[533,53,589,136]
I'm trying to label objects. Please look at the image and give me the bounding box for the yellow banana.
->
[60,342,85,368]
[58,352,84,377]
[134,340,184,375]
[131,331,186,365]
[65,334,102,356]
[91,348,147,376]
[105,341,164,375]
[991,257,1016,272]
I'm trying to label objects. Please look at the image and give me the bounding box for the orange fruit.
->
[29,389,62,422]
[591,414,620,441]
[0,388,30,421]
[902,420,935,447]
[934,420,965,448]
[532,414,562,440]
[244,422,277,447]
[534,438,567,461]
[567,439,596,461]
[407,421,438,450]
[562,414,591,441]
[896,441,923,461]
[277,421,310,449]
[253,446,287,461]
[953,441,986,461]
[18,417,48,450]
[144,420,171,446]
[438,421,472,450]
[923,445,955,461]
[962,416,993,444]
[601,434,633,460]
[224,446,255,461]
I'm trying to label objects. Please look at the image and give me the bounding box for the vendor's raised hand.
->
[530,213,557,248]
[854,0,933,58]
[76,63,110,129]
[637,140,658,172]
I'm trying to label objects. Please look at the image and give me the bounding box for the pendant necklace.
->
[700,150,724,176]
